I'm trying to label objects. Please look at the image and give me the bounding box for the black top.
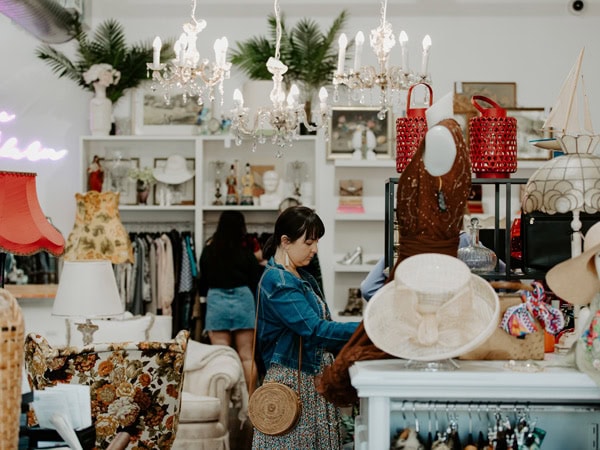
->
[198,241,264,297]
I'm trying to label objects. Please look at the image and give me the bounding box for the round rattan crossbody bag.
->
[248,283,303,436]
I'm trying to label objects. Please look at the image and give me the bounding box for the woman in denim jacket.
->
[253,206,359,449]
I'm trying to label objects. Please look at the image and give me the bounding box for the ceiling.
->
[86,0,600,19]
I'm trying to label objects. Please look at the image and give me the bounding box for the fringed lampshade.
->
[0,171,65,450]
[63,191,134,264]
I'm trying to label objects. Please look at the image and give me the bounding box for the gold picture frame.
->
[454,82,517,114]
[506,107,553,161]
[327,107,393,160]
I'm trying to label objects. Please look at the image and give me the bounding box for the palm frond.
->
[36,19,171,104]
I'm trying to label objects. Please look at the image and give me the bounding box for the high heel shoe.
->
[338,246,363,265]
[339,288,363,316]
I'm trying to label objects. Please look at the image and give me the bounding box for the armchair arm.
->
[182,340,248,429]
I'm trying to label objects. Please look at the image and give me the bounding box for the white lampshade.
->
[53,260,124,319]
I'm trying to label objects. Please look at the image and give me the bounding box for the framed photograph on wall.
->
[454,82,517,114]
[132,84,203,135]
[99,157,139,205]
[327,107,393,160]
[507,107,553,161]
[153,157,196,205]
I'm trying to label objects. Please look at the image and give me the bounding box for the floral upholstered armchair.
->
[24,330,189,449]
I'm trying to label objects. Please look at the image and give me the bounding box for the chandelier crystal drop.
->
[332,0,432,118]
[229,0,331,152]
[146,0,231,106]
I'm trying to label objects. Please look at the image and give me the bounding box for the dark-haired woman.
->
[253,206,359,449]
[199,210,263,394]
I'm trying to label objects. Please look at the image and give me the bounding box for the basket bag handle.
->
[471,95,506,118]
[406,82,433,119]
[251,274,302,396]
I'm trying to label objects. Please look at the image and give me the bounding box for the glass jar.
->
[458,217,498,273]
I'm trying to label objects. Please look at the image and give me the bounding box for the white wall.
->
[1,2,599,240]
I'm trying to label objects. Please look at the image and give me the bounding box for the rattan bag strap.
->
[251,271,302,395]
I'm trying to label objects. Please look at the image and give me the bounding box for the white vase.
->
[89,83,113,136]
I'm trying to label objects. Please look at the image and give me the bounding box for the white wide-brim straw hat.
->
[153,154,194,185]
[546,221,600,306]
[363,253,500,361]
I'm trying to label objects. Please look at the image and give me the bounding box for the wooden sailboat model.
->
[533,48,600,154]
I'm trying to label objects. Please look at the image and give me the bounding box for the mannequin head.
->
[263,170,280,194]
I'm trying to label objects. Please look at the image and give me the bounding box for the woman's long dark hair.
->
[263,206,325,259]
[211,210,247,252]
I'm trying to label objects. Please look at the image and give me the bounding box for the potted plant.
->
[36,19,173,105]
[128,167,156,205]
[229,10,351,122]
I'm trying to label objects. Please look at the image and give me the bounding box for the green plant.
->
[36,19,173,104]
[128,167,156,186]
[230,10,351,103]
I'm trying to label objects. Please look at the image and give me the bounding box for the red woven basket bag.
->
[396,83,433,172]
[468,95,518,178]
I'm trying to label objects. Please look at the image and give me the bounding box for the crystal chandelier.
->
[333,0,432,119]
[146,0,231,106]
[230,0,330,151]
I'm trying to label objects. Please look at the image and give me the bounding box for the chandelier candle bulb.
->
[152,36,161,67]
[233,88,244,108]
[354,31,364,72]
[420,35,432,76]
[337,33,348,74]
[319,87,328,112]
[399,30,408,71]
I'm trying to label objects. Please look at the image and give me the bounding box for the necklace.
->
[437,177,447,212]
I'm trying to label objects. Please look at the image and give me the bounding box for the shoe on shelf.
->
[339,288,363,316]
[338,246,363,265]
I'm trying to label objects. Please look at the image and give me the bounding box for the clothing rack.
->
[390,400,600,415]
[123,221,195,233]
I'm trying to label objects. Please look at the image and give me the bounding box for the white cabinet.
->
[80,135,321,248]
[319,159,397,320]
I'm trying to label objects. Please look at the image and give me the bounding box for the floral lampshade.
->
[63,191,134,264]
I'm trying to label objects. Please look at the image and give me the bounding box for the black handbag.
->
[520,210,600,276]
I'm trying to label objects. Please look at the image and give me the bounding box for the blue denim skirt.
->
[205,286,256,331]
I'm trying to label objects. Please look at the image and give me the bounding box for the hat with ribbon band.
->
[363,253,500,361]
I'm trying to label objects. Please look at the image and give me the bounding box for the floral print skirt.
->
[252,353,343,450]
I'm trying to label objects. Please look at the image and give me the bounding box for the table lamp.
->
[52,260,124,346]
[0,171,65,450]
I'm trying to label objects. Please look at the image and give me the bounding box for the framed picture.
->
[327,107,393,160]
[132,84,203,135]
[99,157,139,205]
[506,108,553,161]
[454,82,517,114]
[153,157,196,205]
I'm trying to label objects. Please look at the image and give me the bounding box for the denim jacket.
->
[256,258,359,375]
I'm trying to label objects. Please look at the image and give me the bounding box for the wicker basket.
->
[468,95,517,178]
[395,83,433,172]
[0,288,25,450]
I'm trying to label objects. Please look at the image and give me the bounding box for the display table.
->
[350,359,600,450]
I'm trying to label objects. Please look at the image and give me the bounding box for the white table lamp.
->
[53,260,124,345]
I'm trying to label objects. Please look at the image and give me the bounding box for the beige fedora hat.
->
[546,221,600,306]
[363,253,500,361]
[153,154,194,185]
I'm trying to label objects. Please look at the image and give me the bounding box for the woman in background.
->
[253,206,359,449]
[199,210,263,394]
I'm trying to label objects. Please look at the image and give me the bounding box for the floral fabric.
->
[63,190,134,264]
[24,330,189,449]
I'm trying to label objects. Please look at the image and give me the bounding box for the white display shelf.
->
[334,159,396,168]
[334,212,384,221]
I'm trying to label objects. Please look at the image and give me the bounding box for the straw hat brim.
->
[546,242,600,306]
[363,273,500,361]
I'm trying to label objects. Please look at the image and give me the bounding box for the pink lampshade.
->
[0,171,65,256]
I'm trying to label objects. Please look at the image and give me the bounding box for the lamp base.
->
[76,319,99,346]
